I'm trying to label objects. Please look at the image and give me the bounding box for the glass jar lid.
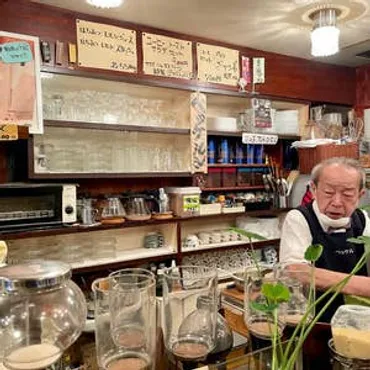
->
[0,260,72,293]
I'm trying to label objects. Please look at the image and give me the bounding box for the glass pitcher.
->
[162,266,218,363]
[124,196,154,221]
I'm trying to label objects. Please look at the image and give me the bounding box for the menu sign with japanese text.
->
[142,33,192,79]
[197,43,239,86]
[76,19,137,73]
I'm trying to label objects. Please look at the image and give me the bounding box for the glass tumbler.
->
[162,266,218,362]
[274,263,314,328]
[244,269,285,350]
[92,270,156,370]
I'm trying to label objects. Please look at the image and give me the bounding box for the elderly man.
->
[280,157,370,322]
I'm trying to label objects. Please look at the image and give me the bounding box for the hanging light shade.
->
[310,8,340,57]
[86,0,123,8]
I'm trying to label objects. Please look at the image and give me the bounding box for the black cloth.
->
[296,202,367,323]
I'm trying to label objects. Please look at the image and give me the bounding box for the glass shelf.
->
[32,126,191,175]
[41,72,191,130]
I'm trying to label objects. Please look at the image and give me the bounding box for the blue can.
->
[254,144,264,164]
[245,144,254,164]
[208,138,216,164]
[219,138,229,164]
[235,141,244,164]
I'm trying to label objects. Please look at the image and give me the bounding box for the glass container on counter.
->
[0,261,87,370]
[162,266,218,364]
[330,304,370,368]
[92,269,156,370]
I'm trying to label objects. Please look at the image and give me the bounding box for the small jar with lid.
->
[0,261,87,370]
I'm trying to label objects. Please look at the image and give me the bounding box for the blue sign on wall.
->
[0,42,33,64]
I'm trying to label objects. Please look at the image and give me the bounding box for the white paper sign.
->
[253,57,265,84]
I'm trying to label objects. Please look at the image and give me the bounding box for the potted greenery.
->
[231,227,370,370]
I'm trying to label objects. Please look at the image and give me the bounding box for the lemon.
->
[0,240,7,263]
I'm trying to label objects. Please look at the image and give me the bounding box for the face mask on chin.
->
[313,201,351,229]
[318,212,351,229]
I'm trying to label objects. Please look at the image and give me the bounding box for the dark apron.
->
[297,202,367,323]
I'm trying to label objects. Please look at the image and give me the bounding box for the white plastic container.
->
[165,187,202,217]
[207,117,238,132]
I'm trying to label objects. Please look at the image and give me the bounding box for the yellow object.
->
[0,125,18,140]
[68,43,77,64]
[0,240,8,263]
[332,327,370,359]
[344,294,370,306]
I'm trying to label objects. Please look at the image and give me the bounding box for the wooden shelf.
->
[44,120,190,135]
[182,238,280,255]
[71,247,176,273]
[208,164,268,168]
[29,172,192,179]
[201,186,266,191]
[0,208,291,240]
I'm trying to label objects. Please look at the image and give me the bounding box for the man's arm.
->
[287,264,370,297]
[279,210,312,264]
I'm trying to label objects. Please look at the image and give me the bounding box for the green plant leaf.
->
[250,301,278,313]
[304,244,323,262]
[262,282,290,303]
[359,204,370,212]
[229,227,267,241]
[348,236,370,246]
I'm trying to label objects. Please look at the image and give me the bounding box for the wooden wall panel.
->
[0,0,356,105]
[356,65,370,113]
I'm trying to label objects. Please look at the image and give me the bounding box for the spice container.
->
[165,187,201,217]
[222,168,237,187]
[206,168,222,188]
[237,168,252,186]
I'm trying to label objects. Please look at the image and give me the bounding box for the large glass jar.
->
[0,261,87,370]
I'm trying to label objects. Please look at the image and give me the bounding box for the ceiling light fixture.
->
[86,0,123,9]
[310,8,340,57]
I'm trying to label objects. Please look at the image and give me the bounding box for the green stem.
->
[285,252,369,370]
[281,263,315,366]
[272,308,278,370]
[248,238,262,278]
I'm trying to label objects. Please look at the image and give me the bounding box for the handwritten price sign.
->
[76,19,137,73]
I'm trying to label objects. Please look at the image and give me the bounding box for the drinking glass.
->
[92,270,156,370]
[274,263,314,329]
[162,266,218,363]
[244,265,285,350]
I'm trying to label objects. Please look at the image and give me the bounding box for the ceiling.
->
[31,0,370,67]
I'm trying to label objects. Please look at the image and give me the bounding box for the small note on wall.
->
[197,43,240,86]
[76,19,137,73]
[0,125,18,141]
[142,33,193,79]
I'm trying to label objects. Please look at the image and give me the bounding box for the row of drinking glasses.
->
[42,90,183,128]
[34,130,190,173]
[93,266,218,369]
[92,263,311,369]
[7,237,117,266]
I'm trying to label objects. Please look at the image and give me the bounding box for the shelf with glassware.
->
[181,238,280,255]
[178,211,283,272]
[29,72,193,178]
[2,208,288,273]
[6,222,178,273]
